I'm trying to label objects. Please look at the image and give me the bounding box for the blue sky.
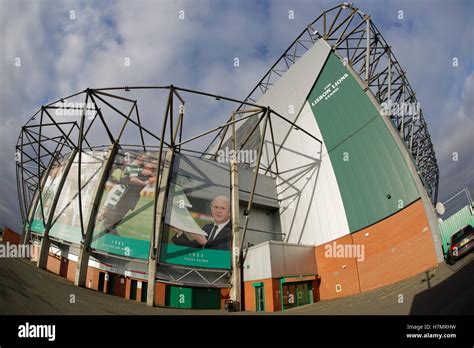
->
[1,0,473,230]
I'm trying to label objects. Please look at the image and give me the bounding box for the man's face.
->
[211,197,230,225]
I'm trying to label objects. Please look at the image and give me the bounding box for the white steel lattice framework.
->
[205,2,439,203]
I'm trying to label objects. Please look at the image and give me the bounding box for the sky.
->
[1,0,473,231]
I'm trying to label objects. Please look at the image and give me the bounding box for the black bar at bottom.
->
[0,315,471,346]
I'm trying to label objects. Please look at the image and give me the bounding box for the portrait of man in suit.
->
[171,195,232,251]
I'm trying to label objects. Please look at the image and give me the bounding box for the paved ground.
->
[0,246,472,315]
[284,253,474,315]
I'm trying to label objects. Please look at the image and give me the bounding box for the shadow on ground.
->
[410,257,473,315]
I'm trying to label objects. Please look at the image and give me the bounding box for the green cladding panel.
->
[439,205,474,255]
[165,286,220,309]
[193,288,221,309]
[308,53,420,232]
[166,286,193,309]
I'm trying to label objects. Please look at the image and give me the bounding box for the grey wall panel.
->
[269,242,316,278]
[174,153,278,207]
[243,241,316,282]
[240,205,282,247]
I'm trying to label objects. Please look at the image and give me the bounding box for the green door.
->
[255,286,265,312]
[296,283,310,306]
[166,286,193,309]
[193,288,221,309]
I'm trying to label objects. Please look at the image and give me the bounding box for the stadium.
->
[16,3,445,312]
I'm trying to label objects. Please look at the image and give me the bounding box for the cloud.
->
[433,73,474,205]
[0,0,472,231]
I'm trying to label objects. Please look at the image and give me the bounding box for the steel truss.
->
[16,84,321,295]
[15,2,439,302]
[204,2,439,203]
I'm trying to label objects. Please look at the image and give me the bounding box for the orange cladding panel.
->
[315,234,360,300]
[353,199,437,292]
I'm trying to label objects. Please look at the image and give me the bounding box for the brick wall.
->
[353,199,437,292]
[315,199,438,300]
[2,227,21,245]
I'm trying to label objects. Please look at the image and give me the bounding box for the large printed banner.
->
[159,154,232,270]
[48,151,107,244]
[90,150,159,259]
[30,155,71,234]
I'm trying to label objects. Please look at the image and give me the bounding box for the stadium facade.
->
[16,3,443,312]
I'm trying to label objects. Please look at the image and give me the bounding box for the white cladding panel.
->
[243,242,272,281]
[243,241,316,282]
[273,102,350,245]
[256,40,350,246]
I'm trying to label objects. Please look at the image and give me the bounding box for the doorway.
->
[193,287,221,309]
[107,274,116,295]
[282,281,313,310]
[255,285,265,312]
[140,282,148,302]
[165,286,221,309]
[130,279,138,300]
[98,272,105,292]
[165,286,193,309]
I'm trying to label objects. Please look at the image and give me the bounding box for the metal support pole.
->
[74,143,119,287]
[22,156,56,246]
[173,110,184,145]
[147,148,174,307]
[240,108,269,250]
[387,49,392,117]
[415,139,421,167]
[443,187,473,206]
[19,133,29,221]
[366,16,370,84]
[400,82,405,137]
[230,112,241,310]
[212,125,230,161]
[170,86,174,146]
[117,102,137,142]
[146,89,173,307]
[76,93,90,239]
[37,110,47,228]
[37,149,78,269]
[264,113,280,176]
